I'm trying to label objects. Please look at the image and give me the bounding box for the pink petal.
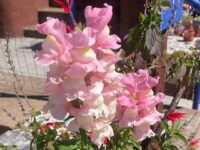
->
[85,3,112,31]
[35,49,57,66]
[65,62,88,78]
[133,123,155,141]
[117,95,134,107]
[37,17,72,48]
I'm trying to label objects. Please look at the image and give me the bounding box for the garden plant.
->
[1,0,200,150]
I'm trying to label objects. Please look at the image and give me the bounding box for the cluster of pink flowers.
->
[117,70,164,141]
[35,3,164,147]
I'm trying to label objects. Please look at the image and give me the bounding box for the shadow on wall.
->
[24,42,42,52]
[0,125,12,135]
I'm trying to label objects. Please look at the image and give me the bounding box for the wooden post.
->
[151,31,167,135]
[155,30,168,113]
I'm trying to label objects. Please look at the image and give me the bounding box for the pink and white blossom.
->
[84,3,112,32]
[35,3,164,148]
[117,70,164,141]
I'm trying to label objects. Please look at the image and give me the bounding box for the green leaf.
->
[127,24,144,54]
[161,135,170,147]
[161,0,171,8]
[57,145,73,150]
[145,28,157,50]
[161,120,169,131]
[172,50,186,58]
[172,132,187,143]
[56,140,79,150]
[79,128,88,144]
[10,148,17,150]
[187,148,196,150]
[171,122,179,132]
[34,111,41,116]
[139,13,145,22]
[166,145,179,150]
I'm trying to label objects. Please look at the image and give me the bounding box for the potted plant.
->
[182,16,193,29]
[183,25,195,41]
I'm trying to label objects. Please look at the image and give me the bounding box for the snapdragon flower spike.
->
[117,70,164,141]
[35,3,122,148]
[85,3,112,32]
[166,112,185,123]
[35,3,165,148]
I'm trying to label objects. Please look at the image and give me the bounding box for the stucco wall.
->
[0,0,145,37]
[0,0,48,36]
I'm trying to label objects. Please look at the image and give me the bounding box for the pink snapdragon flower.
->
[94,27,121,50]
[85,3,120,51]
[35,3,165,148]
[117,70,164,141]
[35,3,123,148]
[37,17,72,47]
[85,3,112,32]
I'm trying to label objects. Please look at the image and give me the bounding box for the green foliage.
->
[29,116,142,150]
[0,144,17,150]
[126,0,170,56]
[56,128,95,150]
[56,128,142,150]
[125,0,171,73]
[160,0,171,7]
[156,120,187,150]
[30,117,66,150]
[109,127,142,150]
[166,49,200,87]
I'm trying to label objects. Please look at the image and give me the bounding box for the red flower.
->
[54,0,73,13]
[88,133,108,145]
[103,137,108,145]
[47,122,55,127]
[39,122,55,133]
[166,112,185,123]
[188,139,200,148]
[39,124,46,133]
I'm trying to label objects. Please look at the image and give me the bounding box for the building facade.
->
[0,0,145,37]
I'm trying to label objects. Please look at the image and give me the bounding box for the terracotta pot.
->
[174,26,185,36]
[183,26,195,42]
